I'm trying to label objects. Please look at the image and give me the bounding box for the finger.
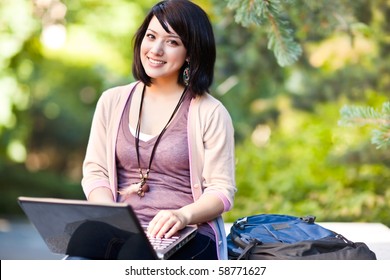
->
[147,212,169,237]
[155,219,175,238]
[155,213,185,238]
[149,211,181,238]
[164,221,182,238]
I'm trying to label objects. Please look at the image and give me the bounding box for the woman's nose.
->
[150,41,164,56]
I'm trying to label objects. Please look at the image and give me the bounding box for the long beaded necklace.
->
[134,84,187,197]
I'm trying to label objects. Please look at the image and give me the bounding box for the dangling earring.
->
[183,61,190,86]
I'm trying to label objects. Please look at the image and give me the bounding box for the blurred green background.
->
[1,0,389,226]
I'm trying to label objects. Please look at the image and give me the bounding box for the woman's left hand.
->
[147,194,224,239]
[147,209,190,238]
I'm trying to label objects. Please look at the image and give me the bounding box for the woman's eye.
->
[146,33,155,39]
[167,40,178,46]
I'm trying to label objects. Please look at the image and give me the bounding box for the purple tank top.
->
[116,89,215,240]
[115,87,214,241]
[116,87,192,221]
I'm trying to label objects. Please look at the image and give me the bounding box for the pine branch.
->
[372,127,390,149]
[265,3,302,67]
[339,102,390,149]
[226,0,302,67]
[382,101,390,115]
[339,105,384,126]
[227,0,265,26]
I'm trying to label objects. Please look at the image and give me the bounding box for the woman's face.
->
[140,16,187,84]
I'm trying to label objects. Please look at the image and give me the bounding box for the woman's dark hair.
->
[132,0,216,96]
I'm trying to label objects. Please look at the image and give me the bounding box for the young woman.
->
[80,0,236,260]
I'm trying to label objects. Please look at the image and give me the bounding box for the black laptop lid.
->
[17,197,157,257]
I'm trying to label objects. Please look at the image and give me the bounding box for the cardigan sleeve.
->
[81,83,138,200]
[198,98,237,211]
[81,89,114,199]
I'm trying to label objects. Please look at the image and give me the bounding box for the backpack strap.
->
[236,239,260,260]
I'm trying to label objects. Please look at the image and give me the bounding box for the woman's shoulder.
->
[191,93,233,125]
[193,92,223,108]
[100,81,139,100]
[193,93,230,114]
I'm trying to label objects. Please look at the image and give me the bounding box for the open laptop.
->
[17,196,197,260]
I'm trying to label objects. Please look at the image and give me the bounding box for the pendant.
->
[137,169,150,197]
[137,180,149,197]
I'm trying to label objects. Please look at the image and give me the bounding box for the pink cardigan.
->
[81,82,236,259]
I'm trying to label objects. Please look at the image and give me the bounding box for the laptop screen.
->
[17,196,197,259]
[17,197,151,255]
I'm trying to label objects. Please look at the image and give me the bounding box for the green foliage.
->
[0,162,84,216]
[266,14,302,67]
[225,0,302,66]
[217,0,390,225]
[225,102,390,226]
[339,102,390,149]
[0,0,140,215]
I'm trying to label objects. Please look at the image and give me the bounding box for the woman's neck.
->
[147,79,185,98]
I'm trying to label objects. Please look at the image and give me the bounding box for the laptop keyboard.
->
[147,235,180,250]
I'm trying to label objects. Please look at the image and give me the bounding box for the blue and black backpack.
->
[227,214,377,260]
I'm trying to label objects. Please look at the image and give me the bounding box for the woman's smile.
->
[147,56,166,66]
